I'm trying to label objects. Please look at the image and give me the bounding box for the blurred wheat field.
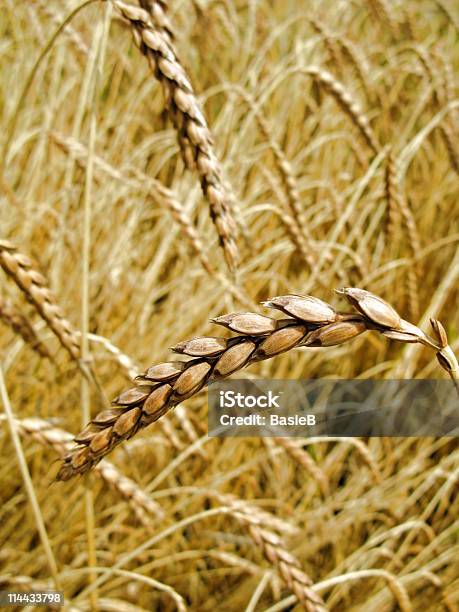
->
[1,0,459,610]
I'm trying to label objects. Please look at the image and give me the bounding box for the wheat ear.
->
[0,241,80,360]
[57,288,458,480]
[304,67,380,154]
[0,295,51,359]
[228,512,325,609]
[212,493,325,610]
[111,0,239,272]
[138,0,198,169]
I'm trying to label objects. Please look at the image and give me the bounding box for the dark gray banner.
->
[208,380,459,437]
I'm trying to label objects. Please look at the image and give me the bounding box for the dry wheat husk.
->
[57,288,457,480]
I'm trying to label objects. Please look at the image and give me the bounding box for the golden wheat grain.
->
[57,288,458,479]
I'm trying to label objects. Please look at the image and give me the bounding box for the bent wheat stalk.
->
[57,287,458,480]
[110,0,239,272]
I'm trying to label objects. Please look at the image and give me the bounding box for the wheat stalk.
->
[57,287,458,480]
[0,294,51,359]
[34,0,89,55]
[110,0,239,272]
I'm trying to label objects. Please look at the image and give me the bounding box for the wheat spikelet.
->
[7,416,164,524]
[304,67,380,154]
[0,295,51,359]
[138,0,196,169]
[214,493,326,611]
[0,241,80,360]
[138,0,174,43]
[57,288,458,480]
[309,19,342,70]
[111,0,239,272]
[334,37,371,101]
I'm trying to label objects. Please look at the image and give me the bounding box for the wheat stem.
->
[0,367,61,590]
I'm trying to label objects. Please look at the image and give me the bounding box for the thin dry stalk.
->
[111,0,239,272]
[0,295,51,359]
[304,67,380,154]
[0,370,61,589]
[413,46,459,175]
[0,241,81,359]
[384,149,402,248]
[57,288,458,479]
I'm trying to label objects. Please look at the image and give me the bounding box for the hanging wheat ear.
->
[57,287,458,481]
[109,0,240,273]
